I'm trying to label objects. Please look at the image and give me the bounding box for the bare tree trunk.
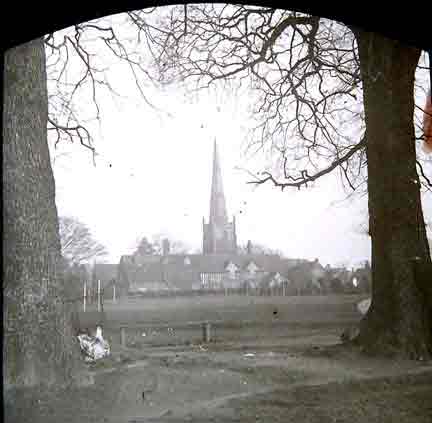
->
[3,38,79,390]
[353,29,432,358]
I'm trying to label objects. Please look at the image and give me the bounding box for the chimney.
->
[247,240,252,255]
[162,238,170,256]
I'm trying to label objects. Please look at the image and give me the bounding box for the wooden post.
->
[83,281,87,312]
[113,285,116,303]
[202,322,211,343]
[282,283,285,297]
[97,279,101,312]
[120,327,126,348]
[246,283,249,296]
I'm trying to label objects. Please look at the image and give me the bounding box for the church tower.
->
[203,140,237,254]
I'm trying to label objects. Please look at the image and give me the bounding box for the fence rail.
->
[117,320,214,347]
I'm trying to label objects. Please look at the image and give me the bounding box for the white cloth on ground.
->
[77,326,110,362]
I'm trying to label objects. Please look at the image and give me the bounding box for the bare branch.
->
[45,15,165,158]
[48,117,95,152]
[126,5,364,193]
[248,136,366,190]
[416,160,432,189]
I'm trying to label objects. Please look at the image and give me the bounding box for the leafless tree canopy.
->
[126,4,430,192]
[44,11,159,158]
[126,5,365,191]
[134,233,191,255]
[237,242,283,256]
[45,3,431,192]
[152,233,191,255]
[59,216,108,264]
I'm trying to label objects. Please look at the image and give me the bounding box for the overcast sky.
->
[47,9,432,269]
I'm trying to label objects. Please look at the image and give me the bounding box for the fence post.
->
[120,327,126,348]
[83,281,87,312]
[97,280,101,312]
[202,322,211,343]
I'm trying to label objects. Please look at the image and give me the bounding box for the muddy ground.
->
[5,295,432,423]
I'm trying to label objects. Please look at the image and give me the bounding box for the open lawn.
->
[101,294,366,326]
[96,294,366,349]
[7,294,432,423]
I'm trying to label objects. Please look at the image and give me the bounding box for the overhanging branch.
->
[48,117,95,156]
[416,160,432,189]
[248,136,366,190]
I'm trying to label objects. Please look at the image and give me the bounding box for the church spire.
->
[209,139,228,225]
[203,139,237,254]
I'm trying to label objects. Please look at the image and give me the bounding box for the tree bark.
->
[3,38,79,389]
[353,29,432,358]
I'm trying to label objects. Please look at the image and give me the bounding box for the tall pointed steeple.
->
[203,139,237,255]
[209,139,228,225]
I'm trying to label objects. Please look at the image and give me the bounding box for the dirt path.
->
[184,372,432,423]
[97,337,432,423]
[7,336,431,423]
[6,297,431,423]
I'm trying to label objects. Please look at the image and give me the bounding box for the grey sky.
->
[48,9,432,269]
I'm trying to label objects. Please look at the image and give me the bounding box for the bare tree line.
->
[59,216,108,264]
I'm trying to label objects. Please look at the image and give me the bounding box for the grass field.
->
[89,294,366,349]
[11,293,431,423]
[100,293,366,325]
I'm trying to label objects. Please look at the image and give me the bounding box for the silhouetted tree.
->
[3,38,79,391]
[59,216,108,264]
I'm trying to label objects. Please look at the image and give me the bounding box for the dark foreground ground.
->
[5,295,432,423]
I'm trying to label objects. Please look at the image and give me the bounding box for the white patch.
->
[77,326,110,362]
[357,298,371,315]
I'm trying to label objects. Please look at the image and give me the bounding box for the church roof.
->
[117,144,307,291]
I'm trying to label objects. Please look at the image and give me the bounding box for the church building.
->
[115,140,303,294]
[202,140,237,254]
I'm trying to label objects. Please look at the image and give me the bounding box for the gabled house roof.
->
[129,261,198,291]
[261,271,288,286]
[225,261,237,272]
[118,253,303,290]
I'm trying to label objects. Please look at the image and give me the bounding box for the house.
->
[117,140,306,295]
[118,252,300,294]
